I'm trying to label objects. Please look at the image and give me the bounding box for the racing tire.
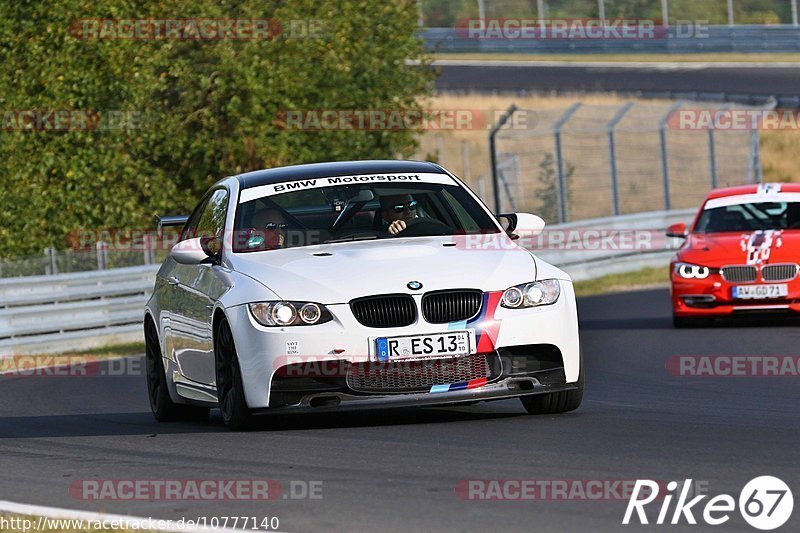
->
[520,356,584,415]
[145,319,210,422]
[214,317,253,431]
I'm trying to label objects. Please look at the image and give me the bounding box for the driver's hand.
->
[388,220,406,235]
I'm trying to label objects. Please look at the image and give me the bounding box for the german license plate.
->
[732,284,788,299]
[374,331,473,361]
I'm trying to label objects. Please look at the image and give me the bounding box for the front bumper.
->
[252,373,576,414]
[671,272,800,318]
[224,281,581,410]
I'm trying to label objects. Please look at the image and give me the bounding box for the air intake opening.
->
[309,396,341,408]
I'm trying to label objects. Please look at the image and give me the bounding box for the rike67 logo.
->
[623,477,793,530]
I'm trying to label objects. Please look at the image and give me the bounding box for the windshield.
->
[232,175,500,252]
[695,201,800,233]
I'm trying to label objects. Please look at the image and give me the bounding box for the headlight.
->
[501,279,561,308]
[248,301,333,326]
[674,262,714,279]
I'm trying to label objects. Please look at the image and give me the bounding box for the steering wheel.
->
[394,217,454,237]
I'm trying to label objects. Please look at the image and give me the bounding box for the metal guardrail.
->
[0,209,695,354]
[421,25,800,54]
[0,265,159,355]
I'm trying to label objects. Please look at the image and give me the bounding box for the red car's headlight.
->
[673,262,717,280]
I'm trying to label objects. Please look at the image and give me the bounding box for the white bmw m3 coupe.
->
[144,160,582,429]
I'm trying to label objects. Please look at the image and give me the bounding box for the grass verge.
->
[573,266,669,297]
[56,342,146,358]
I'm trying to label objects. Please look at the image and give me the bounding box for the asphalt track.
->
[2,289,799,532]
[435,61,800,105]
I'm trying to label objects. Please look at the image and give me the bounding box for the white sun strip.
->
[0,500,273,533]
[703,192,800,210]
[239,172,457,203]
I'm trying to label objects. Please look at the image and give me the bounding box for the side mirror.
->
[498,213,546,239]
[666,222,688,239]
[170,237,219,265]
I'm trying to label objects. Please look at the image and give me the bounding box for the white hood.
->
[227,236,538,303]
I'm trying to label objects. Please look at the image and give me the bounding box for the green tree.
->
[0,0,434,258]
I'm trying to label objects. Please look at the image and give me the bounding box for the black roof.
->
[236,160,446,189]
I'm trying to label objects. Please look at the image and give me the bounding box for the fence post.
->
[489,103,518,213]
[143,233,153,265]
[659,101,682,211]
[607,102,634,216]
[96,241,108,270]
[553,103,581,224]
[435,133,445,167]
[750,129,762,183]
[44,247,57,275]
[461,139,471,181]
[708,125,718,189]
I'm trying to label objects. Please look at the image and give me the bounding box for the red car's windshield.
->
[695,201,800,233]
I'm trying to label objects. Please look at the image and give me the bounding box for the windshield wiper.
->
[323,235,380,244]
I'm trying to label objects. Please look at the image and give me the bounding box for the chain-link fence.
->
[418,101,761,224]
[0,238,171,279]
[488,101,765,223]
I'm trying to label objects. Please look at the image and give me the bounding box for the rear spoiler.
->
[156,215,189,233]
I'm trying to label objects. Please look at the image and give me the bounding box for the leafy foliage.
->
[0,0,434,258]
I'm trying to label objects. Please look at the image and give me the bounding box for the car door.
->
[169,188,229,385]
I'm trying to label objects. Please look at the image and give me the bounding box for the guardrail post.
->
[607,102,634,216]
[553,103,581,223]
[489,103,518,213]
[659,101,682,211]
[96,241,108,270]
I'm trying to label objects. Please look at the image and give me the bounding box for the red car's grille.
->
[761,263,799,282]
[720,265,757,283]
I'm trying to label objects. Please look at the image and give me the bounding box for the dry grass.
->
[572,266,669,297]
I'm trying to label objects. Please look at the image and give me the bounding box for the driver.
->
[251,207,288,248]
[380,194,418,235]
[785,202,800,229]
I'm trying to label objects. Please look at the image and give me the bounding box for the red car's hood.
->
[678,229,800,266]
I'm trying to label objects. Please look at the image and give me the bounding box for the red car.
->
[668,183,800,327]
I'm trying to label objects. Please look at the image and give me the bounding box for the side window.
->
[180,189,229,241]
[180,197,209,242]
[196,189,229,239]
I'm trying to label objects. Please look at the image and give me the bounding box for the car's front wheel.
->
[145,318,209,422]
[214,317,253,430]
[520,359,584,415]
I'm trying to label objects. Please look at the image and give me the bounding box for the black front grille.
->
[762,263,799,282]
[422,290,483,323]
[346,354,493,393]
[350,294,416,328]
[721,265,757,283]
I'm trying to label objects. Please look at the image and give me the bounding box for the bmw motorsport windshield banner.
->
[239,173,458,202]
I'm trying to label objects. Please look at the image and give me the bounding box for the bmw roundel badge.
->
[407,281,422,290]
